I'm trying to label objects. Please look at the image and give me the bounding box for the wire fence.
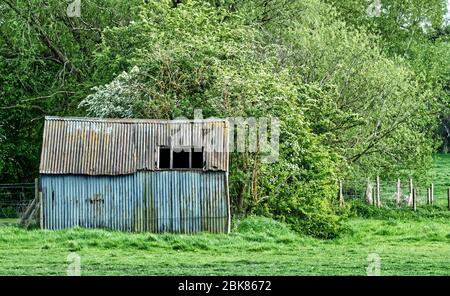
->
[0,183,35,218]
[340,178,449,209]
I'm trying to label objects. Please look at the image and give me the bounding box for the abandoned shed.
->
[38,116,230,233]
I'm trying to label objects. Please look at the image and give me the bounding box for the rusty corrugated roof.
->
[39,116,229,175]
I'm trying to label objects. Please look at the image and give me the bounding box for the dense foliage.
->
[325,0,450,152]
[0,0,141,180]
[1,0,449,238]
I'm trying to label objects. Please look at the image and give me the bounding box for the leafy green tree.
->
[324,0,450,153]
[0,0,141,182]
[323,0,446,54]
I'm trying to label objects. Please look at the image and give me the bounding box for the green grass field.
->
[0,155,449,275]
[0,215,449,275]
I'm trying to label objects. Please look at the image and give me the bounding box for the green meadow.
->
[0,214,449,275]
[0,154,449,275]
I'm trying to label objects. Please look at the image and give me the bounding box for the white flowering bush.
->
[79,66,142,118]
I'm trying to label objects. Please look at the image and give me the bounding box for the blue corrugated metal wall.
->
[41,171,229,233]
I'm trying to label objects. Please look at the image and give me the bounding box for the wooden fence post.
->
[396,178,401,206]
[376,176,380,207]
[339,180,344,207]
[34,178,38,201]
[413,188,417,211]
[408,178,413,206]
[366,178,373,205]
[34,177,39,227]
[372,186,376,206]
[448,188,450,211]
[431,183,434,205]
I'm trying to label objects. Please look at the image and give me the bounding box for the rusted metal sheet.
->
[39,119,136,175]
[40,116,229,175]
[40,171,229,233]
[204,121,229,171]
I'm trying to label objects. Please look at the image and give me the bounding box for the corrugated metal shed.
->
[39,116,230,233]
[40,116,229,175]
[41,172,228,233]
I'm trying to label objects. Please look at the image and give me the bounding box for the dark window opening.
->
[158,145,204,170]
[159,146,171,169]
[191,147,204,169]
[173,149,190,169]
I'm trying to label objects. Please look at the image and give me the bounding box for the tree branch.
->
[2,0,82,80]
